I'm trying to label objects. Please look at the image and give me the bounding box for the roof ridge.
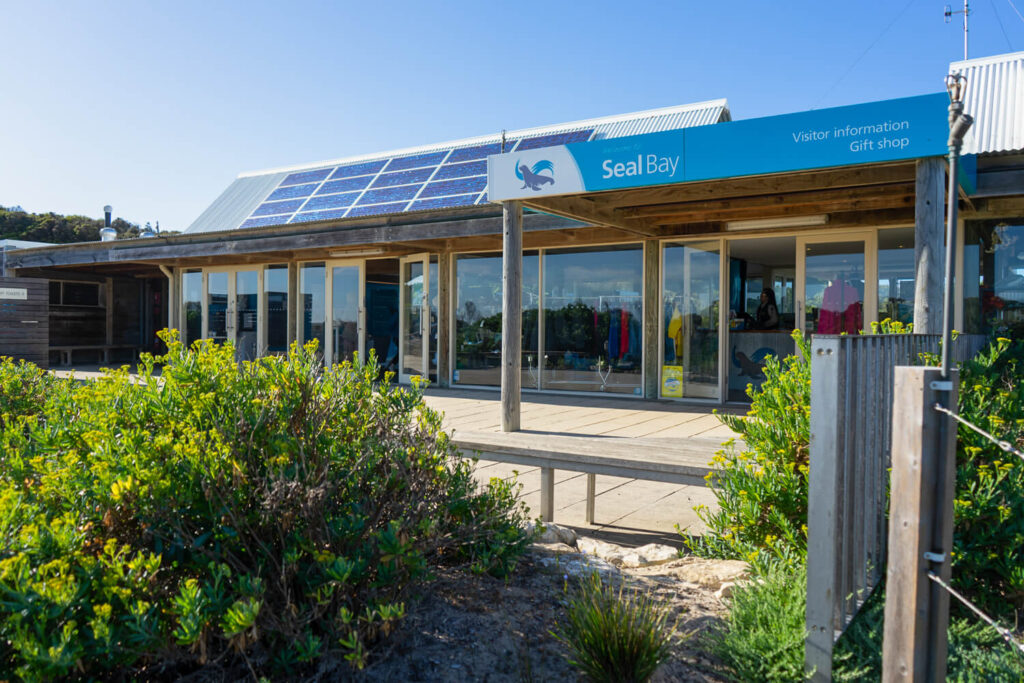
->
[237,99,728,179]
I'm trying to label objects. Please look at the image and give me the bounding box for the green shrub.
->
[708,564,810,681]
[685,329,810,573]
[0,332,530,679]
[834,584,1024,681]
[0,355,62,427]
[552,572,676,683]
[947,336,1024,622]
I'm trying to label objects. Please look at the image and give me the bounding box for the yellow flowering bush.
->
[0,332,529,679]
[945,336,1024,621]
[684,330,811,573]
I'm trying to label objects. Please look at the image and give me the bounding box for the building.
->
[5,51,1022,404]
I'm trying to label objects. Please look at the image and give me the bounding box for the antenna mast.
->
[944,1,970,60]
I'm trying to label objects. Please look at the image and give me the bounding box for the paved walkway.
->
[423,388,742,545]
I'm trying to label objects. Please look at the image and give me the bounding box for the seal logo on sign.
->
[515,159,554,191]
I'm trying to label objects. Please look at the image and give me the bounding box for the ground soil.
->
[349,550,732,682]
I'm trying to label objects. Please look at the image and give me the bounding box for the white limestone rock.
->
[576,538,680,568]
[525,522,578,548]
[661,557,750,590]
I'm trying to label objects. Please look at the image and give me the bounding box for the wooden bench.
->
[452,430,719,524]
[50,344,139,367]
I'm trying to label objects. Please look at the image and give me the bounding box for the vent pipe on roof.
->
[100,205,117,241]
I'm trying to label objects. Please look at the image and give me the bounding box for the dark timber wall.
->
[0,277,49,368]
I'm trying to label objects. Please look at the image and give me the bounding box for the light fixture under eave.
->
[725,215,829,231]
[328,248,388,258]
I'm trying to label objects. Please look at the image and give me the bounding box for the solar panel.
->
[514,129,593,151]
[281,168,332,186]
[371,168,434,188]
[419,176,487,199]
[446,141,518,163]
[251,199,306,217]
[302,192,361,212]
[330,160,387,179]
[239,128,595,228]
[316,176,373,194]
[347,202,410,218]
[410,194,479,211]
[384,151,449,172]
[356,184,422,205]
[290,208,350,224]
[434,160,486,180]
[266,183,319,201]
[240,216,288,229]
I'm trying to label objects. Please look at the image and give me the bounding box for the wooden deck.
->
[424,388,743,543]
[423,388,741,441]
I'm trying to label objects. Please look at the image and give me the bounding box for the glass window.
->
[727,237,796,402]
[804,241,865,335]
[878,228,915,324]
[235,270,259,361]
[62,282,100,307]
[453,252,540,388]
[662,241,720,399]
[299,263,326,357]
[964,220,1024,336]
[264,265,288,353]
[331,264,360,364]
[541,245,643,395]
[182,270,202,345]
[207,272,228,343]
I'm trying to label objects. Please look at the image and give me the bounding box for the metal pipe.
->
[940,116,973,378]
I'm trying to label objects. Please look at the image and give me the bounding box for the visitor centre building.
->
[4,51,1023,407]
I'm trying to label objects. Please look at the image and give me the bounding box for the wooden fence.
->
[804,333,987,681]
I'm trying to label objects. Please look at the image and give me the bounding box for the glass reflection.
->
[727,237,796,402]
[964,221,1024,336]
[207,272,228,343]
[541,246,643,395]
[401,260,424,377]
[235,270,259,361]
[332,265,360,364]
[264,265,288,353]
[878,228,915,324]
[805,242,865,334]
[453,252,539,388]
[662,241,720,399]
[182,270,202,345]
[300,263,326,358]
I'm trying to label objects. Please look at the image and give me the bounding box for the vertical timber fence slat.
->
[804,332,986,681]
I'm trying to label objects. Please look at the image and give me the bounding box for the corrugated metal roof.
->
[187,173,286,235]
[951,51,1024,155]
[0,239,54,249]
[186,99,729,234]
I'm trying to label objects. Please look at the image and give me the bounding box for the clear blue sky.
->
[1,1,1021,231]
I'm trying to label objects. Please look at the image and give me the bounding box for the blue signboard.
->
[488,92,950,201]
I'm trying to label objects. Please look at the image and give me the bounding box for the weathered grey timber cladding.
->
[0,277,49,368]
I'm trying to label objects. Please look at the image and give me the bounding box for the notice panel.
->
[487,92,949,202]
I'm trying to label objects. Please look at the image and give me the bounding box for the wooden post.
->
[287,263,298,346]
[540,466,554,522]
[913,158,945,334]
[806,337,843,682]
[501,201,522,432]
[437,252,451,388]
[643,240,660,399]
[585,473,596,524]
[105,277,115,346]
[882,366,958,682]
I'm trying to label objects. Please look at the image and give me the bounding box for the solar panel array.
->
[239,129,594,229]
